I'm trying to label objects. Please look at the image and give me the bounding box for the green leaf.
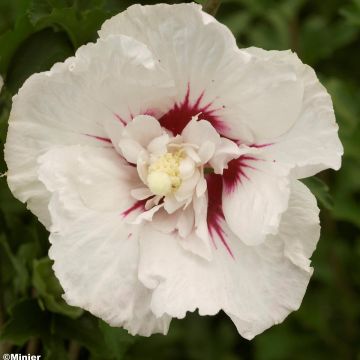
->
[299,16,359,65]
[0,299,49,345]
[43,337,70,360]
[6,28,73,93]
[302,177,333,210]
[54,315,113,358]
[0,234,29,294]
[332,161,360,227]
[0,15,35,75]
[32,257,83,319]
[28,0,109,48]
[98,320,136,360]
[340,0,360,27]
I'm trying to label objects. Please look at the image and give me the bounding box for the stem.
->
[0,342,13,359]
[68,341,81,360]
[289,15,299,53]
[26,337,40,355]
[0,226,12,358]
[203,0,222,17]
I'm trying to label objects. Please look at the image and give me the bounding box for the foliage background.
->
[0,0,359,359]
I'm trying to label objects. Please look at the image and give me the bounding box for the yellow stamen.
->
[147,150,184,196]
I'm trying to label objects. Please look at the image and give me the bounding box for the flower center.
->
[147,150,184,196]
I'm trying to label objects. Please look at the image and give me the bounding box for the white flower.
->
[4,3,343,338]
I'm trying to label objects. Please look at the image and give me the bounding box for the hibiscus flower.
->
[4,3,343,338]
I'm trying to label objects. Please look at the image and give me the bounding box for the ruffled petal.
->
[99,4,308,144]
[210,138,241,174]
[222,151,291,246]
[243,47,343,178]
[181,118,220,147]
[99,3,254,139]
[138,180,319,339]
[5,34,173,227]
[38,145,170,336]
[38,146,140,213]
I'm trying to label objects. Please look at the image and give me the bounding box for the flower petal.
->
[99,4,253,138]
[100,4,309,144]
[122,115,164,147]
[222,153,291,245]
[138,180,319,339]
[243,48,343,177]
[5,34,173,227]
[38,145,170,335]
[151,195,212,261]
[210,138,241,174]
[38,145,140,213]
[181,119,220,148]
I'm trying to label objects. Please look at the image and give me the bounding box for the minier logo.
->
[3,354,41,360]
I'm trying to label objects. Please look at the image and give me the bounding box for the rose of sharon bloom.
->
[5,3,342,338]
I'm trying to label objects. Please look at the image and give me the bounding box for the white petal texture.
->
[222,149,291,245]
[5,35,174,227]
[38,145,170,335]
[242,47,343,178]
[5,3,342,339]
[138,180,320,340]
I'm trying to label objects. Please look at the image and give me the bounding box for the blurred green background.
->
[0,0,359,359]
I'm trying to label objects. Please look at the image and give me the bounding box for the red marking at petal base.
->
[223,155,259,193]
[159,85,228,135]
[249,143,273,148]
[85,134,113,144]
[206,174,234,258]
[142,109,158,117]
[114,113,127,126]
[122,200,146,217]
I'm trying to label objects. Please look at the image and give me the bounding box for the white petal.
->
[118,115,165,163]
[152,195,212,261]
[99,4,251,138]
[38,146,139,213]
[118,138,145,164]
[136,152,149,184]
[104,116,125,154]
[131,187,152,200]
[210,138,241,174]
[5,34,173,227]
[243,48,343,177]
[163,195,186,214]
[147,134,170,155]
[151,208,179,233]
[222,154,291,245]
[179,157,196,180]
[198,142,216,164]
[180,195,212,260]
[181,119,220,148]
[177,205,195,238]
[122,115,163,148]
[138,179,319,339]
[196,176,207,197]
[184,146,201,164]
[131,204,163,225]
[174,169,201,202]
[38,145,170,335]
[240,77,303,140]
